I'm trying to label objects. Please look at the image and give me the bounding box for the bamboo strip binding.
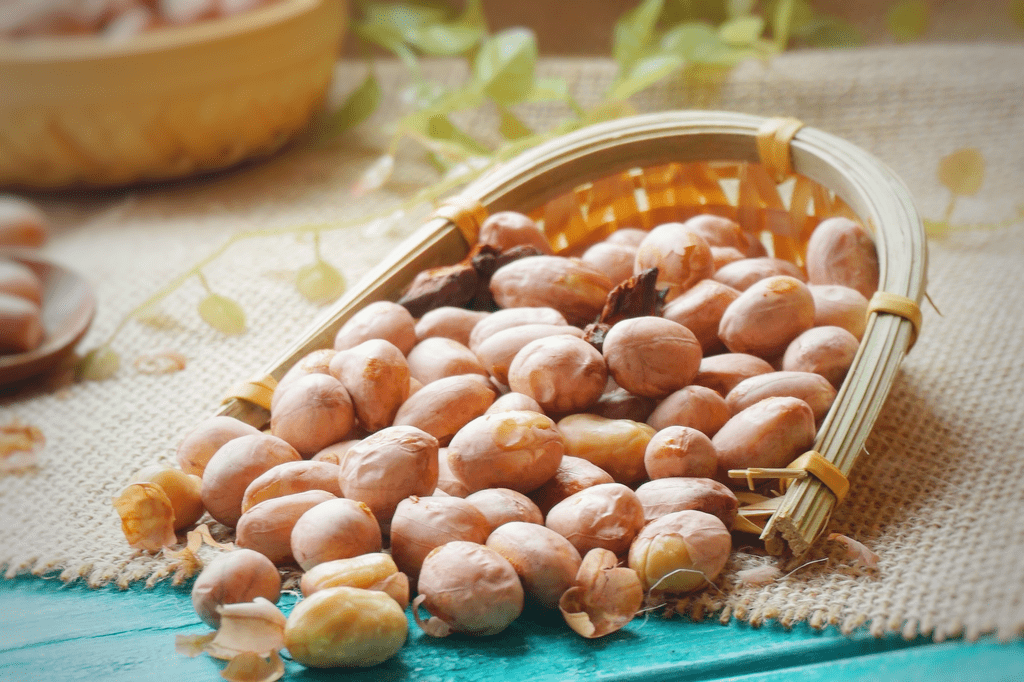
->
[216,111,927,561]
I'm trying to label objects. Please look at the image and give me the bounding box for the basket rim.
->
[0,0,329,64]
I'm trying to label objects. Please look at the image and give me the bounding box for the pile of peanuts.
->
[1,0,277,41]
[117,208,879,670]
[0,197,51,355]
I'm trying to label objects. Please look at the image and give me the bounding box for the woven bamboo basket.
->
[0,0,346,189]
[217,110,927,560]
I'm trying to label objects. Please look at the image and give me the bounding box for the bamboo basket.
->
[217,110,927,560]
[0,0,347,189]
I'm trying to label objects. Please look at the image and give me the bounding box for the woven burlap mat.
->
[2,44,1023,643]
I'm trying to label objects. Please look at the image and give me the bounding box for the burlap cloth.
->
[2,44,1023,643]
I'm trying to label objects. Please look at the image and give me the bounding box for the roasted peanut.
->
[389,495,490,579]
[235,490,337,565]
[392,374,495,444]
[290,498,382,571]
[545,482,645,557]
[556,414,654,485]
[726,370,838,423]
[406,336,488,385]
[485,391,544,415]
[692,353,775,397]
[605,227,648,247]
[191,549,281,628]
[647,385,732,437]
[644,426,718,480]
[478,211,553,254]
[782,326,860,389]
[435,447,471,497]
[601,317,702,398]
[475,324,585,385]
[270,373,354,457]
[633,222,714,300]
[711,246,746,270]
[809,284,869,340]
[333,300,416,355]
[661,279,741,354]
[581,241,638,287]
[487,521,582,609]
[712,396,816,483]
[241,460,343,513]
[447,411,564,494]
[529,455,615,515]
[271,348,336,412]
[683,214,749,250]
[285,587,407,668]
[627,510,731,593]
[490,256,614,327]
[329,339,410,433]
[467,306,568,351]
[718,276,815,359]
[465,488,544,533]
[310,439,361,465]
[589,387,658,422]
[414,306,489,346]
[634,477,738,528]
[805,217,879,299]
[336,425,439,528]
[201,433,301,527]
[507,335,607,415]
[712,256,807,292]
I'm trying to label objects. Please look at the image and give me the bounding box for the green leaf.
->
[407,22,485,56]
[938,148,985,197]
[886,0,929,42]
[320,72,381,137]
[524,77,572,103]
[659,21,719,60]
[719,15,765,45]
[473,28,538,105]
[76,346,120,381]
[607,53,685,101]
[1013,0,1024,29]
[197,294,246,335]
[771,0,795,49]
[612,0,665,72]
[726,0,755,18]
[296,261,347,304]
[425,114,491,155]
[359,2,449,38]
[498,107,533,140]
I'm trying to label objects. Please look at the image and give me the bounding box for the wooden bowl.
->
[0,0,347,189]
[0,251,96,386]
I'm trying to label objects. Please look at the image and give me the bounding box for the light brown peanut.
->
[601,317,702,398]
[718,276,815,360]
[661,279,741,354]
[647,385,733,437]
[712,396,816,483]
[333,300,416,355]
[507,335,608,415]
[330,339,410,433]
[490,256,614,327]
[634,477,738,528]
[392,374,496,444]
[805,217,879,299]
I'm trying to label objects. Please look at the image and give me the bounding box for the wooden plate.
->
[0,252,96,386]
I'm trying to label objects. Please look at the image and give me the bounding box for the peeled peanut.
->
[581,241,638,287]
[333,300,416,355]
[270,373,354,457]
[530,455,615,515]
[490,256,614,327]
[726,370,837,423]
[782,326,861,389]
[545,482,645,557]
[507,335,607,415]
[406,337,487,385]
[285,586,407,668]
[447,411,564,494]
[465,488,544,532]
[468,306,568,352]
[661,279,740,354]
[336,425,439,528]
[290,498,382,571]
[635,477,738,528]
[241,460,342,514]
[647,385,732,437]
[191,549,281,628]
[475,324,585,385]
[330,339,410,433]
[633,222,714,300]
[487,521,582,609]
[479,211,553,254]
[627,510,731,593]
[235,490,337,565]
[299,552,402,599]
[809,284,869,340]
[0,293,43,353]
[415,541,524,637]
[693,353,775,397]
[389,496,490,579]
[201,433,302,527]
[415,306,489,346]
[712,397,816,482]
[271,348,336,412]
[601,317,702,398]
[392,374,495,444]
[590,387,658,422]
[0,196,47,248]
[175,416,261,477]
[0,259,43,305]
[712,257,806,291]
[485,392,544,415]
[806,217,879,299]
[129,465,204,530]
[556,414,654,485]
[644,426,718,480]
[718,276,815,359]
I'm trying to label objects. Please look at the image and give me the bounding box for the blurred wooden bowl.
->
[0,0,347,189]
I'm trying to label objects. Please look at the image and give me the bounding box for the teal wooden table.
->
[3,575,1023,682]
